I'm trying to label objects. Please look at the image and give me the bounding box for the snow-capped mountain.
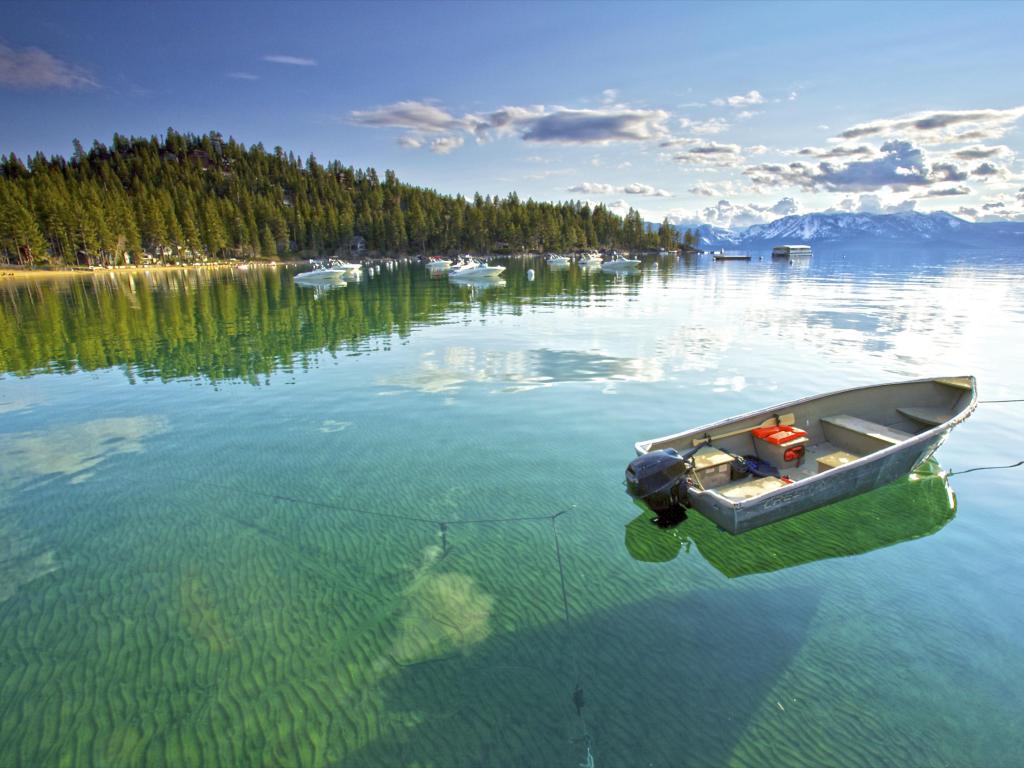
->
[687,211,1024,248]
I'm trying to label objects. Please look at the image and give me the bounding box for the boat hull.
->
[634,376,975,534]
[294,269,349,284]
[692,427,951,533]
[450,266,505,278]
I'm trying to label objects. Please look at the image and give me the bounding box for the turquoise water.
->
[1,250,1023,767]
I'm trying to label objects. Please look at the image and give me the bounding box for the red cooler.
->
[752,424,808,469]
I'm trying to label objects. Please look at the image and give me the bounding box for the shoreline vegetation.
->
[1,128,697,269]
[0,260,292,282]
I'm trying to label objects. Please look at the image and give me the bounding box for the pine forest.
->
[0,129,685,266]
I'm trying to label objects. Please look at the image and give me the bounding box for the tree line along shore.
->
[0,129,698,268]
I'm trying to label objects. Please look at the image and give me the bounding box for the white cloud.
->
[569,181,672,197]
[397,135,424,149]
[568,182,617,195]
[430,136,464,155]
[517,107,670,144]
[952,144,1011,160]
[712,90,765,107]
[0,43,97,89]
[678,117,730,134]
[226,72,259,81]
[671,142,744,167]
[971,161,1005,178]
[697,197,797,228]
[623,183,672,197]
[836,106,1024,144]
[746,140,978,193]
[350,100,671,148]
[263,54,316,66]
[736,110,759,120]
[689,183,718,197]
[351,100,467,133]
[916,186,971,198]
[831,193,916,214]
[601,88,619,104]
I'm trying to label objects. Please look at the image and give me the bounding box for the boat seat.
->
[936,377,972,391]
[816,449,860,473]
[820,415,914,446]
[897,406,949,427]
[716,475,787,501]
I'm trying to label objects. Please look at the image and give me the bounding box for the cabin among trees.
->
[0,128,675,266]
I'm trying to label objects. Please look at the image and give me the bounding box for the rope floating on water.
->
[948,460,1024,477]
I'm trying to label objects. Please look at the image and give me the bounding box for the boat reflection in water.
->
[625,459,956,577]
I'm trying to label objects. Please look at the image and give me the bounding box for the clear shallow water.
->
[1,249,1023,767]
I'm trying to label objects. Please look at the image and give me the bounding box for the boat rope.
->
[948,460,1024,477]
[979,398,1024,404]
[549,512,595,768]
[178,472,576,528]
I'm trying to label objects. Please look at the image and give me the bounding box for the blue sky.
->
[2,0,1023,227]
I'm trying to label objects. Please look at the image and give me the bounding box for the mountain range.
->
[681,211,1024,249]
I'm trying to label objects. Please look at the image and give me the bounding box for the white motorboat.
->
[578,251,603,267]
[426,257,452,271]
[546,253,570,267]
[294,260,350,285]
[320,260,361,273]
[449,256,505,279]
[601,253,641,271]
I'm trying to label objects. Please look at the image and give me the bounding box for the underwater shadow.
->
[337,578,823,767]
[626,459,956,578]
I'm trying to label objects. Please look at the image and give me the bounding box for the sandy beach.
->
[0,261,296,282]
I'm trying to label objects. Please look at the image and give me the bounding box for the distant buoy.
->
[527,269,535,281]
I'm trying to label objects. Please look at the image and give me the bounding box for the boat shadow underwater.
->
[625,459,956,578]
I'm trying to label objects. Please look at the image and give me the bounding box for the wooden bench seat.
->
[897,406,950,427]
[717,475,787,501]
[820,415,914,446]
[816,449,860,473]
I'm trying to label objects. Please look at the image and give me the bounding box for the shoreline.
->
[0,261,298,282]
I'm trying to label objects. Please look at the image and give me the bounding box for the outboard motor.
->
[625,447,698,517]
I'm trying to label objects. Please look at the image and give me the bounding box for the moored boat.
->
[713,252,751,261]
[294,260,351,285]
[626,376,976,533]
[601,253,641,271]
[449,256,505,279]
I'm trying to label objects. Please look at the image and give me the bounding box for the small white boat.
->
[449,257,505,279]
[601,254,641,271]
[546,253,571,267]
[714,252,751,261]
[328,260,362,272]
[425,257,452,271]
[294,260,350,285]
[578,252,603,267]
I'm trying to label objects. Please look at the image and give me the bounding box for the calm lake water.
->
[2,249,1023,767]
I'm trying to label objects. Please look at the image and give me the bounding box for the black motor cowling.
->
[625,448,692,512]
